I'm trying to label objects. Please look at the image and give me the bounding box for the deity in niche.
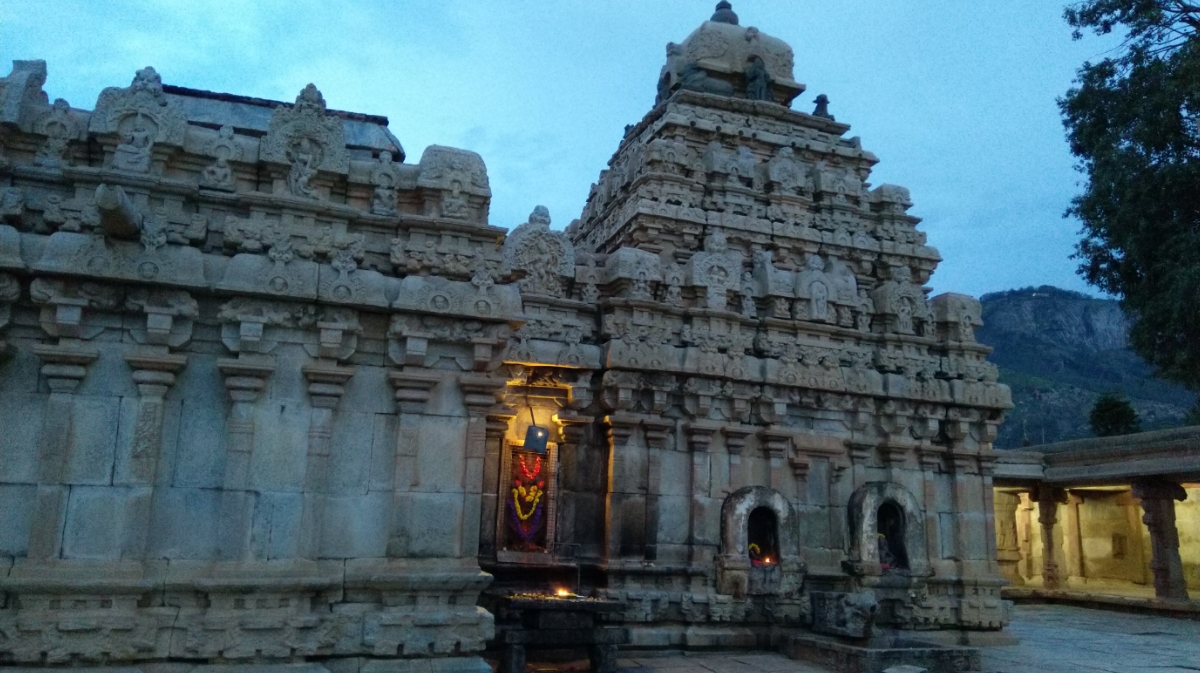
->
[877,501,909,571]
[896,298,914,334]
[113,119,153,173]
[504,449,549,553]
[744,55,773,102]
[371,151,399,216]
[202,125,238,191]
[34,99,75,168]
[441,179,469,219]
[286,136,321,199]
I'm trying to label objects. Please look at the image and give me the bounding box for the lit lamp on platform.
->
[523,405,549,454]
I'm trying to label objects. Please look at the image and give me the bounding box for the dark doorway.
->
[877,501,909,571]
[747,506,779,566]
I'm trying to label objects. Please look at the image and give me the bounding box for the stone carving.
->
[417,145,490,220]
[871,264,932,336]
[686,228,743,310]
[33,98,78,168]
[200,124,240,190]
[0,59,48,126]
[90,67,187,173]
[260,84,349,198]
[0,187,25,226]
[371,150,402,215]
[810,591,879,638]
[125,288,198,348]
[503,205,574,296]
[931,292,983,343]
[744,55,773,101]
[794,254,832,322]
[812,94,834,120]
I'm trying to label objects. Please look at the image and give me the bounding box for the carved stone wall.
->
[0,63,507,673]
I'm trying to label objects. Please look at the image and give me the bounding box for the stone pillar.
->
[917,447,944,567]
[386,369,441,557]
[829,459,850,552]
[979,454,1001,576]
[1065,491,1085,583]
[460,373,505,559]
[724,426,753,493]
[1037,486,1064,590]
[949,452,976,570]
[297,363,353,558]
[479,406,515,559]
[27,344,98,560]
[642,417,673,562]
[123,353,187,558]
[993,490,1023,586]
[760,427,791,492]
[1132,479,1189,601]
[684,422,717,565]
[602,416,639,560]
[789,457,809,549]
[216,358,275,560]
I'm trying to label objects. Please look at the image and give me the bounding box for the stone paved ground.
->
[613,604,1200,673]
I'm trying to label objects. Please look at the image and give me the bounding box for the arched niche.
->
[716,486,804,598]
[847,482,930,577]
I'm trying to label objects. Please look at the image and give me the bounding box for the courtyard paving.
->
[614,604,1200,673]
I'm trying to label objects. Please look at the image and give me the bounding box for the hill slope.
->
[975,286,1195,448]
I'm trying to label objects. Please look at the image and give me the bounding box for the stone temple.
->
[0,4,1013,671]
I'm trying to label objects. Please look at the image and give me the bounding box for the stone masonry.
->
[0,4,1013,671]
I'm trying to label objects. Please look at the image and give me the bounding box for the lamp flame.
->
[555,588,572,597]
[763,557,772,564]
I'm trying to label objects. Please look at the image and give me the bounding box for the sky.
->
[0,0,1121,298]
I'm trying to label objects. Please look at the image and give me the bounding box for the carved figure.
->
[795,254,832,322]
[744,55,772,101]
[33,98,76,168]
[371,150,401,215]
[812,93,834,120]
[286,136,321,199]
[503,205,574,296]
[201,125,239,190]
[679,63,735,97]
[113,122,153,173]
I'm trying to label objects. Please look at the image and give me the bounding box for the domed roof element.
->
[657,3,804,107]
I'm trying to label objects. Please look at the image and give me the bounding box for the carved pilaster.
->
[724,426,753,492]
[1132,479,1189,601]
[0,272,17,359]
[216,357,275,561]
[386,369,441,557]
[27,345,98,560]
[760,428,791,491]
[298,363,354,558]
[917,446,944,570]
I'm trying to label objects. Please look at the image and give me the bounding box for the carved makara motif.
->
[90,66,186,174]
[260,84,349,199]
[502,205,574,297]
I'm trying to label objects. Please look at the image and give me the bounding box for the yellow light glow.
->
[555,588,571,597]
[763,557,772,564]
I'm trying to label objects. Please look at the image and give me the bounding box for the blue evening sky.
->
[0,0,1119,298]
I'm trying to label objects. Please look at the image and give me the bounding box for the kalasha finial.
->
[813,94,835,121]
[711,1,739,25]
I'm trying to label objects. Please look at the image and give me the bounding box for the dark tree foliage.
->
[1061,1,1200,388]
[1089,391,1143,435]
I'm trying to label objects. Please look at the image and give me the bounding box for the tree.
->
[1060,1,1200,389]
[1090,391,1142,435]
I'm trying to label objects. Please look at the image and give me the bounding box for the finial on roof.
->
[813,94,834,120]
[711,1,739,25]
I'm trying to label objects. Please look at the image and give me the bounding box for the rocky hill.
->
[975,286,1196,449]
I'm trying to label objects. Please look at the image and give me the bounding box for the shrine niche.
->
[717,486,804,599]
[847,482,929,577]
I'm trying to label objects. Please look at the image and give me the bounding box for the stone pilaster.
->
[459,373,505,558]
[724,426,753,493]
[604,412,642,560]
[297,363,354,558]
[759,427,791,492]
[123,353,187,558]
[684,422,717,565]
[27,345,98,560]
[386,369,441,556]
[917,447,944,570]
[993,490,1023,586]
[479,406,516,559]
[1132,479,1190,601]
[216,357,275,560]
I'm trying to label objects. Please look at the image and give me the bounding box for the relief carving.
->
[90,67,187,173]
[260,84,349,198]
[503,205,574,297]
